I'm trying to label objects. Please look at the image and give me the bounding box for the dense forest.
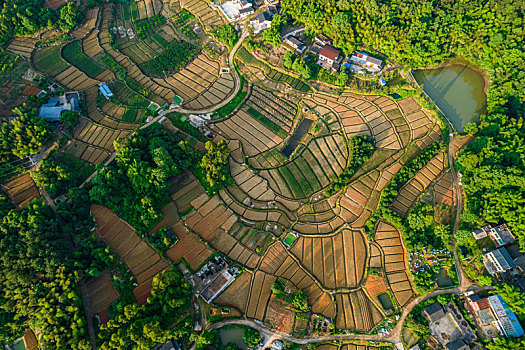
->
[281,0,525,245]
[0,0,83,45]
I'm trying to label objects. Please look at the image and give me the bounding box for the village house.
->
[483,247,516,276]
[314,34,333,47]
[344,51,383,74]
[219,0,254,21]
[423,302,476,349]
[283,35,306,54]
[38,91,81,122]
[466,294,524,339]
[317,45,343,72]
[472,224,516,247]
[251,12,272,34]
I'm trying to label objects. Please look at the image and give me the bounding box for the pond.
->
[219,327,248,349]
[378,292,394,310]
[412,64,487,132]
[282,118,314,157]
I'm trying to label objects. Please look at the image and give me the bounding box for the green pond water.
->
[219,327,248,349]
[412,64,487,132]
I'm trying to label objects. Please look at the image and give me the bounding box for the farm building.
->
[283,36,306,54]
[220,0,254,21]
[425,303,476,348]
[251,12,272,33]
[472,225,491,239]
[99,82,113,100]
[466,294,524,339]
[317,45,342,72]
[483,247,516,276]
[200,269,236,303]
[344,51,384,74]
[38,92,80,122]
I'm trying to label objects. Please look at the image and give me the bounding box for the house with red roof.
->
[317,45,343,72]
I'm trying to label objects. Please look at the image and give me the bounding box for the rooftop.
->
[319,45,341,61]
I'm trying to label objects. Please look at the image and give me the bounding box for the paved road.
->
[161,31,247,115]
[208,286,492,347]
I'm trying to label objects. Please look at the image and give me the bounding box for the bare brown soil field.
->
[313,93,407,150]
[211,110,284,157]
[265,298,296,333]
[180,0,225,28]
[374,221,414,306]
[214,271,252,313]
[85,272,119,314]
[63,140,111,165]
[43,0,66,9]
[433,170,455,206]
[165,222,213,270]
[290,230,367,289]
[90,205,169,304]
[1,172,41,208]
[334,290,383,332]
[73,117,132,153]
[390,151,446,217]
[259,243,336,318]
[6,37,36,58]
[246,271,276,321]
[72,8,99,38]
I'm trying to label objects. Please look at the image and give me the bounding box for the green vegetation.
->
[90,124,199,232]
[0,200,100,348]
[237,46,310,92]
[0,48,19,73]
[98,270,196,349]
[33,44,69,74]
[246,106,287,139]
[62,40,105,78]
[134,14,166,39]
[271,279,310,312]
[0,1,83,45]
[200,140,231,188]
[486,337,525,350]
[139,41,200,77]
[148,226,178,254]
[262,14,286,47]
[31,152,94,198]
[242,328,261,349]
[213,76,246,118]
[0,112,51,158]
[213,24,239,48]
[325,136,375,196]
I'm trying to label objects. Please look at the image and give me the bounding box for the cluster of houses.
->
[217,0,277,33]
[472,224,525,278]
[283,32,384,75]
[189,256,238,304]
[38,91,81,122]
[419,294,523,350]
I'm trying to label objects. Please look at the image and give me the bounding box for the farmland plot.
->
[211,109,285,157]
[84,86,139,128]
[336,170,380,224]
[63,41,109,79]
[72,8,100,38]
[82,30,104,58]
[169,172,207,213]
[334,290,383,332]
[182,194,260,268]
[256,134,349,199]
[85,272,119,315]
[91,205,170,304]
[390,151,446,217]
[98,4,174,104]
[214,271,252,313]
[63,140,111,165]
[374,221,414,306]
[1,172,41,208]
[165,222,213,270]
[6,37,37,58]
[432,170,454,206]
[180,0,225,28]
[259,243,336,318]
[289,230,368,289]
[73,117,132,153]
[246,271,276,321]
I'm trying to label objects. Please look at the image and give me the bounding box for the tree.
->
[59,2,83,32]
[283,51,295,69]
[242,328,261,348]
[262,27,281,47]
[292,290,309,311]
[214,24,240,48]
[200,140,230,188]
[61,110,81,132]
[487,337,525,350]
[292,58,311,80]
[335,70,349,87]
[0,112,50,158]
